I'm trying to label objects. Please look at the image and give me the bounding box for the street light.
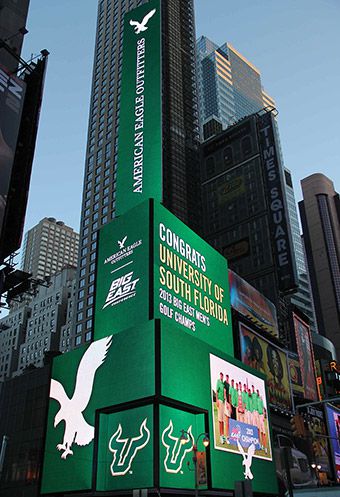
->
[311,463,322,485]
[180,430,209,497]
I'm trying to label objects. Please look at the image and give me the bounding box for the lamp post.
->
[180,430,209,497]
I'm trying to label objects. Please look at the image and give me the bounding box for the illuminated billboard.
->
[325,404,340,483]
[161,322,277,494]
[41,322,155,494]
[239,323,292,411]
[0,63,26,253]
[96,405,154,491]
[154,202,232,351]
[288,353,304,397]
[229,269,278,337]
[116,0,162,216]
[210,353,272,461]
[293,313,318,401]
[95,200,233,354]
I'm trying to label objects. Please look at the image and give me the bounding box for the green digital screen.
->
[159,405,206,489]
[97,405,154,491]
[41,322,155,494]
[116,0,162,216]
[154,203,233,353]
[95,200,233,354]
[160,320,278,495]
[94,201,150,340]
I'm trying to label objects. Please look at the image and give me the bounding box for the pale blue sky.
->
[21,0,340,235]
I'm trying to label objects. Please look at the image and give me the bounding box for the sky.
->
[20,0,340,237]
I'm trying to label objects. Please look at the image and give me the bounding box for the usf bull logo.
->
[161,420,193,473]
[109,418,150,476]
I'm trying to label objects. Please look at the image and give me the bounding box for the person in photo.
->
[216,372,225,444]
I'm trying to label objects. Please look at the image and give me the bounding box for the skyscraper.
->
[75,0,200,346]
[197,36,317,333]
[201,110,298,319]
[21,217,79,280]
[299,173,340,356]
[196,35,275,133]
[284,168,318,332]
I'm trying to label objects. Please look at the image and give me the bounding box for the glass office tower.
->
[74,0,200,346]
[196,35,275,133]
[197,35,317,333]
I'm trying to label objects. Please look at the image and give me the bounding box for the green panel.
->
[159,405,206,489]
[94,201,149,340]
[97,405,154,491]
[161,321,278,495]
[154,203,233,354]
[41,322,155,494]
[116,0,162,215]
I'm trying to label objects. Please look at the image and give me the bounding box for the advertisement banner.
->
[293,313,318,401]
[304,406,332,475]
[160,321,277,494]
[239,323,292,410]
[257,111,298,294]
[229,269,278,337]
[96,405,154,491]
[94,202,150,339]
[0,64,26,241]
[41,322,155,494]
[154,202,233,353]
[95,200,232,353]
[288,353,304,397]
[210,353,272,461]
[116,0,162,216]
[325,404,340,483]
[160,405,205,489]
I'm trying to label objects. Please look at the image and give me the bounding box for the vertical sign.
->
[0,64,26,246]
[293,313,318,401]
[94,202,149,340]
[116,0,162,216]
[257,111,298,293]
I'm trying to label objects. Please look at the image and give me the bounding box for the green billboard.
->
[41,319,277,495]
[95,201,150,338]
[40,322,155,494]
[116,0,162,216]
[97,405,154,491]
[159,405,206,489]
[94,200,232,355]
[161,320,278,495]
[154,202,232,353]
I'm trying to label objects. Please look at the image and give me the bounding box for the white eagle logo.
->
[50,335,113,459]
[129,8,156,34]
[118,236,127,249]
[237,441,255,480]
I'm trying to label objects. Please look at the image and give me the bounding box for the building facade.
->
[299,173,340,356]
[21,217,79,280]
[0,267,76,381]
[201,110,298,337]
[74,0,200,347]
[196,35,275,133]
[196,35,317,333]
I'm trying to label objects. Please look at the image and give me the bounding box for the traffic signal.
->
[290,414,306,437]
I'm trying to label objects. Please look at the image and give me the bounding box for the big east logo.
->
[230,425,241,441]
[103,271,140,309]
